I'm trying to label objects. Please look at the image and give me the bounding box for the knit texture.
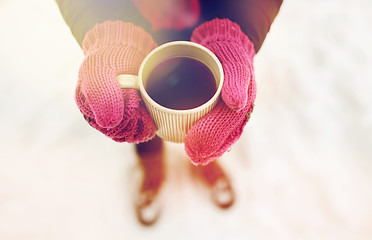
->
[191,18,255,111]
[76,21,158,143]
[185,18,257,165]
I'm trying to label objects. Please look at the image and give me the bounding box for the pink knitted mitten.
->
[185,18,257,165]
[76,21,158,143]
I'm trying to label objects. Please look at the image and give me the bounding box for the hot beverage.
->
[145,57,217,110]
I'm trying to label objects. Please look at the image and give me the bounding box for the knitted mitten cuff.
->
[191,18,255,59]
[82,20,157,56]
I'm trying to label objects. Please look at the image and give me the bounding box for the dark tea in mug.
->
[145,57,217,110]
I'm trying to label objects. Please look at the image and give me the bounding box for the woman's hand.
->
[185,18,257,165]
[76,21,158,143]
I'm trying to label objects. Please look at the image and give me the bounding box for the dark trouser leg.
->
[135,135,165,225]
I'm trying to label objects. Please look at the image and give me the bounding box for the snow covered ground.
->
[0,0,371,239]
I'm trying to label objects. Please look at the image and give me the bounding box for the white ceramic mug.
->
[117,41,224,143]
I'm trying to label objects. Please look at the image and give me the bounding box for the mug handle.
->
[117,74,139,89]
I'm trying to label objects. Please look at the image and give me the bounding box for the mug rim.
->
[138,41,224,115]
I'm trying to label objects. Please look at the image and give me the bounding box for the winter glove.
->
[185,18,257,165]
[76,21,158,143]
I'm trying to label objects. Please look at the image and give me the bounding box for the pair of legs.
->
[135,136,235,226]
